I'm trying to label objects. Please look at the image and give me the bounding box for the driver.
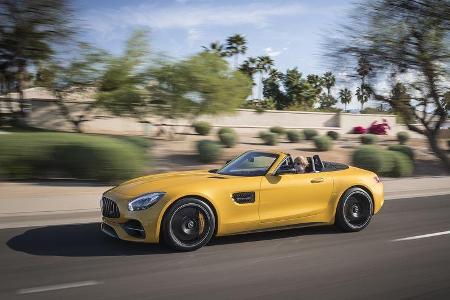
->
[294,156,309,173]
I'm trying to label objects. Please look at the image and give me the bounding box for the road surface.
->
[1,194,449,299]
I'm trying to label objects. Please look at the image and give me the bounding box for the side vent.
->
[232,192,255,204]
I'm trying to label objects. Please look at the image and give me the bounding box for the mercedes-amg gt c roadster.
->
[101,150,384,251]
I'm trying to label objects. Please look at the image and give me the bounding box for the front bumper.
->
[100,192,165,243]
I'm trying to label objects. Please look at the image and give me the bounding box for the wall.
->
[27,99,403,135]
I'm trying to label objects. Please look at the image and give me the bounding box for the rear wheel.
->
[335,187,373,232]
[161,198,215,251]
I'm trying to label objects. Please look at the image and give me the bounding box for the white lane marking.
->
[392,230,450,242]
[17,281,101,294]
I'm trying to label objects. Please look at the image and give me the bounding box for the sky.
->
[73,0,369,109]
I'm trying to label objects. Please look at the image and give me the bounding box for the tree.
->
[202,41,228,57]
[226,34,247,69]
[339,88,352,111]
[96,30,152,120]
[35,43,109,132]
[328,0,450,171]
[256,55,274,99]
[150,52,252,120]
[355,84,372,110]
[319,72,337,108]
[239,57,258,99]
[0,0,74,119]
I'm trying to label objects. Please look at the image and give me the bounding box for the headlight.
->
[128,192,166,211]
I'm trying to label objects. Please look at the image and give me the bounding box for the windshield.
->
[217,151,279,176]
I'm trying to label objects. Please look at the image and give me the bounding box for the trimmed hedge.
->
[269,126,286,135]
[387,145,415,161]
[217,127,235,135]
[352,145,413,177]
[0,132,146,181]
[192,121,212,135]
[314,136,333,151]
[397,131,410,145]
[286,130,303,142]
[327,130,340,140]
[196,140,223,163]
[218,132,237,148]
[303,129,319,140]
[360,134,378,145]
[352,145,384,173]
[259,131,278,146]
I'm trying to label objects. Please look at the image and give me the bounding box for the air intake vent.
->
[101,197,120,218]
[232,192,255,204]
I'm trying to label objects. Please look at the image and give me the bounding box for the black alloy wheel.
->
[162,198,215,251]
[335,187,373,232]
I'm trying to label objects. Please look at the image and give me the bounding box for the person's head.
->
[294,156,308,168]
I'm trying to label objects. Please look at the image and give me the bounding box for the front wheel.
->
[161,198,216,251]
[335,187,373,232]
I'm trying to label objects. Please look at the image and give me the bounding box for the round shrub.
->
[218,132,237,148]
[270,126,286,135]
[196,140,223,163]
[314,136,333,151]
[192,121,211,135]
[327,130,340,140]
[360,134,378,145]
[303,128,319,140]
[397,131,410,145]
[387,145,415,161]
[390,151,413,177]
[352,145,384,173]
[217,127,235,135]
[380,150,396,175]
[259,131,278,146]
[286,130,303,142]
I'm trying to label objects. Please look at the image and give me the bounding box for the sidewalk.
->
[0,176,449,228]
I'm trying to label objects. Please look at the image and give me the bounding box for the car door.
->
[259,158,334,223]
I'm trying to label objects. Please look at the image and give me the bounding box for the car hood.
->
[109,170,228,198]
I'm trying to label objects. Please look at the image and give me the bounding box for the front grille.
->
[101,197,120,218]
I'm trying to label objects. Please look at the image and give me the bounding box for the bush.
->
[118,136,152,149]
[196,140,223,163]
[447,140,450,150]
[388,144,415,161]
[0,132,145,181]
[360,134,378,145]
[397,131,410,145]
[327,130,340,140]
[217,127,235,135]
[192,121,211,135]
[303,128,319,140]
[269,126,286,135]
[352,145,384,173]
[389,151,413,177]
[286,130,303,142]
[259,131,278,146]
[314,136,333,151]
[218,132,237,148]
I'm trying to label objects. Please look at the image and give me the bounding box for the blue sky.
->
[74,0,353,75]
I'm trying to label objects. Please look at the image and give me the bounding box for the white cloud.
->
[187,28,202,48]
[264,47,286,57]
[84,2,305,31]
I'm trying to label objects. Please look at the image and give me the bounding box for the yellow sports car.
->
[101,150,384,251]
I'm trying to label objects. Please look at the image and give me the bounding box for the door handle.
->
[311,178,324,183]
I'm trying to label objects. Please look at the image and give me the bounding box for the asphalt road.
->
[1,194,450,300]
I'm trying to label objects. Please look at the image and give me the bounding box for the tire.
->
[161,198,216,251]
[335,187,373,232]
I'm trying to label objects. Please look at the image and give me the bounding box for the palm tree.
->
[226,34,247,69]
[256,55,274,100]
[239,57,257,99]
[356,84,372,111]
[321,72,336,97]
[339,88,352,111]
[201,41,227,57]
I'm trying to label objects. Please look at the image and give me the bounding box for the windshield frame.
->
[217,151,281,177]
